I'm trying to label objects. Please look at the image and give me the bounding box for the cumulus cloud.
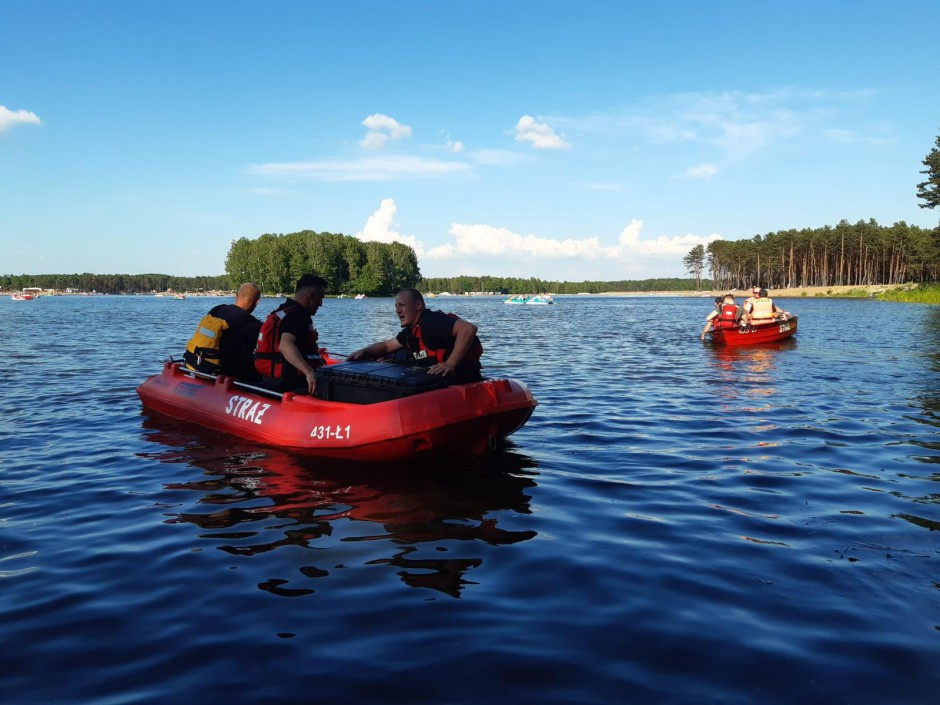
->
[360,113,412,150]
[0,105,41,133]
[425,218,720,276]
[355,198,426,255]
[349,200,720,279]
[514,115,571,149]
[248,155,470,181]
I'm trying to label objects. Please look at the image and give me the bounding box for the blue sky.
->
[2,1,939,280]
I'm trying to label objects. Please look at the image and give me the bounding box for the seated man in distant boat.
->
[701,294,741,340]
[742,288,785,325]
[347,287,483,383]
[184,282,262,383]
[254,274,328,394]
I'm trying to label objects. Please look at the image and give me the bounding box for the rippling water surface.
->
[1,294,938,704]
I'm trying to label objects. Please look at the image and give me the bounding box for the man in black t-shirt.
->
[348,288,482,383]
[183,282,262,382]
[254,274,327,394]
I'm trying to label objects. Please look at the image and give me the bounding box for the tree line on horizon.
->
[683,131,940,291]
[683,219,940,291]
[5,220,935,296]
[0,272,231,294]
[7,131,940,296]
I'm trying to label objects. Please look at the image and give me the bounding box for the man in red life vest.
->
[254,274,327,394]
[347,287,483,383]
[701,293,741,340]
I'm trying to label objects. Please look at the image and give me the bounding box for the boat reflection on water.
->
[138,416,539,598]
[706,338,797,410]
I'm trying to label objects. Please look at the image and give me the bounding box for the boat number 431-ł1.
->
[310,425,352,440]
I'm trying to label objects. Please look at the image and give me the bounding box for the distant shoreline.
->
[7,284,909,299]
[593,284,907,298]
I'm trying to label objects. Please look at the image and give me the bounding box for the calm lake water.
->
[1,293,938,704]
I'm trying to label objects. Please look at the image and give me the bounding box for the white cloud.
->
[360,113,412,150]
[355,198,426,255]
[446,138,464,153]
[424,218,720,278]
[248,155,470,181]
[514,115,571,149]
[678,163,718,179]
[0,105,41,133]
[349,201,721,279]
[546,88,880,162]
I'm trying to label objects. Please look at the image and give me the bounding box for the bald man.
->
[184,282,263,382]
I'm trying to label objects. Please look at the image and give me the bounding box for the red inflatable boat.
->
[137,359,538,462]
[707,314,798,346]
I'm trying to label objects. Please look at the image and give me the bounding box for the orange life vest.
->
[407,313,483,366]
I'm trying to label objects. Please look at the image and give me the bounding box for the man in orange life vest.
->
[254,274,327,394]
[347,287,483,383]
[184,282,262,381]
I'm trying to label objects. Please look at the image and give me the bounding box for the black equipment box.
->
[315,360,456,405]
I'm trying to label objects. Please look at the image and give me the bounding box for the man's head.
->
[395,287,426,328]
[714,296,724,306]
[759,288,768,298]
[723,294,736,303]
[751,286,761,296]
[234,282,261,313]
[294,274,328,315]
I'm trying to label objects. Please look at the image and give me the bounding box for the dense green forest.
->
[225,231,420,296]
[4,222,936,296]
[0,272,230,294]
[416,276,705,295]
[683,219,940,291]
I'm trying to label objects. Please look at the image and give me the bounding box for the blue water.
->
[1,293,938,704]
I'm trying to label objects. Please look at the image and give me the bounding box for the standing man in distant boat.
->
[348,287,483,383]
[184,282,262,383]
[254,274,327,394]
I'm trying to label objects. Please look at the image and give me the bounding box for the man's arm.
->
[429,319,477,376]
[280,332,318,394]
[348,338,403,361]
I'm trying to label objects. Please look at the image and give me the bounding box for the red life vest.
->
[253,301,320,379]
[714,303,739,329]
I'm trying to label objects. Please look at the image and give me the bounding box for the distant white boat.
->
[355,293,366,300]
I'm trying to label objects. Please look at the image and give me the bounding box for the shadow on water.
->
[137,413,539,598]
